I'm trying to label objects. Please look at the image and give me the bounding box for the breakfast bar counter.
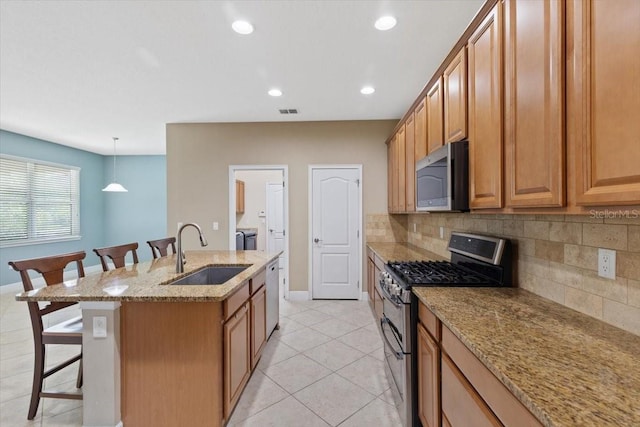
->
[15,250,281,427]
[16,250,280,303]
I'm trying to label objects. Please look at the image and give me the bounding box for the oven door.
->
[381,314,405,399]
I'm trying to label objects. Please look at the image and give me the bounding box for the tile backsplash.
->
[366,212,640,336]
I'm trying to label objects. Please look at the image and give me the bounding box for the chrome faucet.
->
[176,223,208,273]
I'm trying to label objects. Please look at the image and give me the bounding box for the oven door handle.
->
[380,317,404,360]
[377,280,403,308]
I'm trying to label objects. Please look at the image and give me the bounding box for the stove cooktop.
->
[386,260,500,287]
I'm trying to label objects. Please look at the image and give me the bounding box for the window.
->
[0,155,80,247]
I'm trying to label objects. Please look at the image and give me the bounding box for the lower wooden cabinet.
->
[417,323,440,427]
[250,284,266,369]
[223,301,251,419]
[441,354,501,427]
[418,302,543,427]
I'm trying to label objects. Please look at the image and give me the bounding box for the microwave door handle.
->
[380,317,403,360]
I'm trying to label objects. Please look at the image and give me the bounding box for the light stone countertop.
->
[15,250,281,303]
[367,241,445,263]
[413,287,640,427]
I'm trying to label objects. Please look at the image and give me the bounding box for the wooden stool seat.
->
[43,316,83,344]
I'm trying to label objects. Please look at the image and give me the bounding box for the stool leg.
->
[76,355,83,388]
[28,343,45,420]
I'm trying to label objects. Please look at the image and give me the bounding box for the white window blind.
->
[0,155,80,247]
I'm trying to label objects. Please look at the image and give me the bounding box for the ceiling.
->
[0,0,484,155]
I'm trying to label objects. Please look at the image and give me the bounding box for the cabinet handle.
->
[235,304,248,320]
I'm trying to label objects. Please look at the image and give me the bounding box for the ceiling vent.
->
[279,109,298,114]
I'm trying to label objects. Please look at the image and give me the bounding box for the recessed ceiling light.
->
[268,89,282,97]
[375,16,397,31]
[361,86,375,95]
[232,20,254,35]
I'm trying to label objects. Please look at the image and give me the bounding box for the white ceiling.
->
[0,0,484,155]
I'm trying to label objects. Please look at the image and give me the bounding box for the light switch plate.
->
[93,316,107,338]
[213,222,219,231]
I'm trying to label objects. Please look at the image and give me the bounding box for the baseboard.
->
[1,264,103,295]
[361,291,370,301]
[287,291,310,301]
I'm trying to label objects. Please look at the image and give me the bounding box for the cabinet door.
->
[444,49,468,143]
[568,0,640,205]
[224,301,251,419]
[426,78,444,154]
[367,256,375,308]
[441,355,502,427]
[405,113,416,212]
[417,323,440,427]
[468,3,504,209]
[396,126,407,212]
[236,180,245,214]
[387,141,394,212]
[505,0,565,208]
[250,285,266,369]
[415,97,428,160]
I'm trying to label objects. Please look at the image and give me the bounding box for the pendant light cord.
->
[112,137,118,182]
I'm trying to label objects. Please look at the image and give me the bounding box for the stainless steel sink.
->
[168,265,249,285]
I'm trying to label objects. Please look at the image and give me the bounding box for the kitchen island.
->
[16,250,281,427]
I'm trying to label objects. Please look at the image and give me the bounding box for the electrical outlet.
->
[440,226,444,239]
[413,223,417,233]
[93,316,107,338]
[598,248,616,279]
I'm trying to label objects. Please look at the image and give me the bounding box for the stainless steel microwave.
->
[416,140,469,211]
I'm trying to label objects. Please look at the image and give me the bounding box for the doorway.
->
[229,165,289,299]
[309,165,362,300]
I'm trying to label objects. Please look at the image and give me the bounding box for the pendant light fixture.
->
[102,137,128,192]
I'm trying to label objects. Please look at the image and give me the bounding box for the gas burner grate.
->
[387,260,495,286]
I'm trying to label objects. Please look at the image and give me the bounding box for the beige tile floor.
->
[0,290,401,426]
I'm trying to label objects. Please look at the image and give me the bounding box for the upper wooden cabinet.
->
[444,49,468,143]
[567,0,640,206]
[426,78,444,154]
[387,140,394,212]
[405,113,416,212]
[235,180,245,214]
[415,97,428,161]
[505,0,565,208]
[468,3,504,209]
[395,125,407,212]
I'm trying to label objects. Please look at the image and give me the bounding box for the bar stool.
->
[93,242,139,271]
[8,251,85,420]
[146,237,177,259]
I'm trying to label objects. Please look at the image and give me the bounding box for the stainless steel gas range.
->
[377,232,512,427]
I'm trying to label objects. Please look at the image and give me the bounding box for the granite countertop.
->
[367,242,445,263]
[413,287,640,427]
[15,251,281,303]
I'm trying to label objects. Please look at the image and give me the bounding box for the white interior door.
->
[311,167,361,299]
[266,182,286,291]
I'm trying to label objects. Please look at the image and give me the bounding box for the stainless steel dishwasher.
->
[266,259,279,337]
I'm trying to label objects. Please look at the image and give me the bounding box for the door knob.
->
[314,238,322,243]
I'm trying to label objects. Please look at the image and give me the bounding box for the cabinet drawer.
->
[250,268,266,295]
[224,282,250,320]
[441,354,502,427]
[418,303,440,341]
[442,326,542,427]
[374,255,385,271]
